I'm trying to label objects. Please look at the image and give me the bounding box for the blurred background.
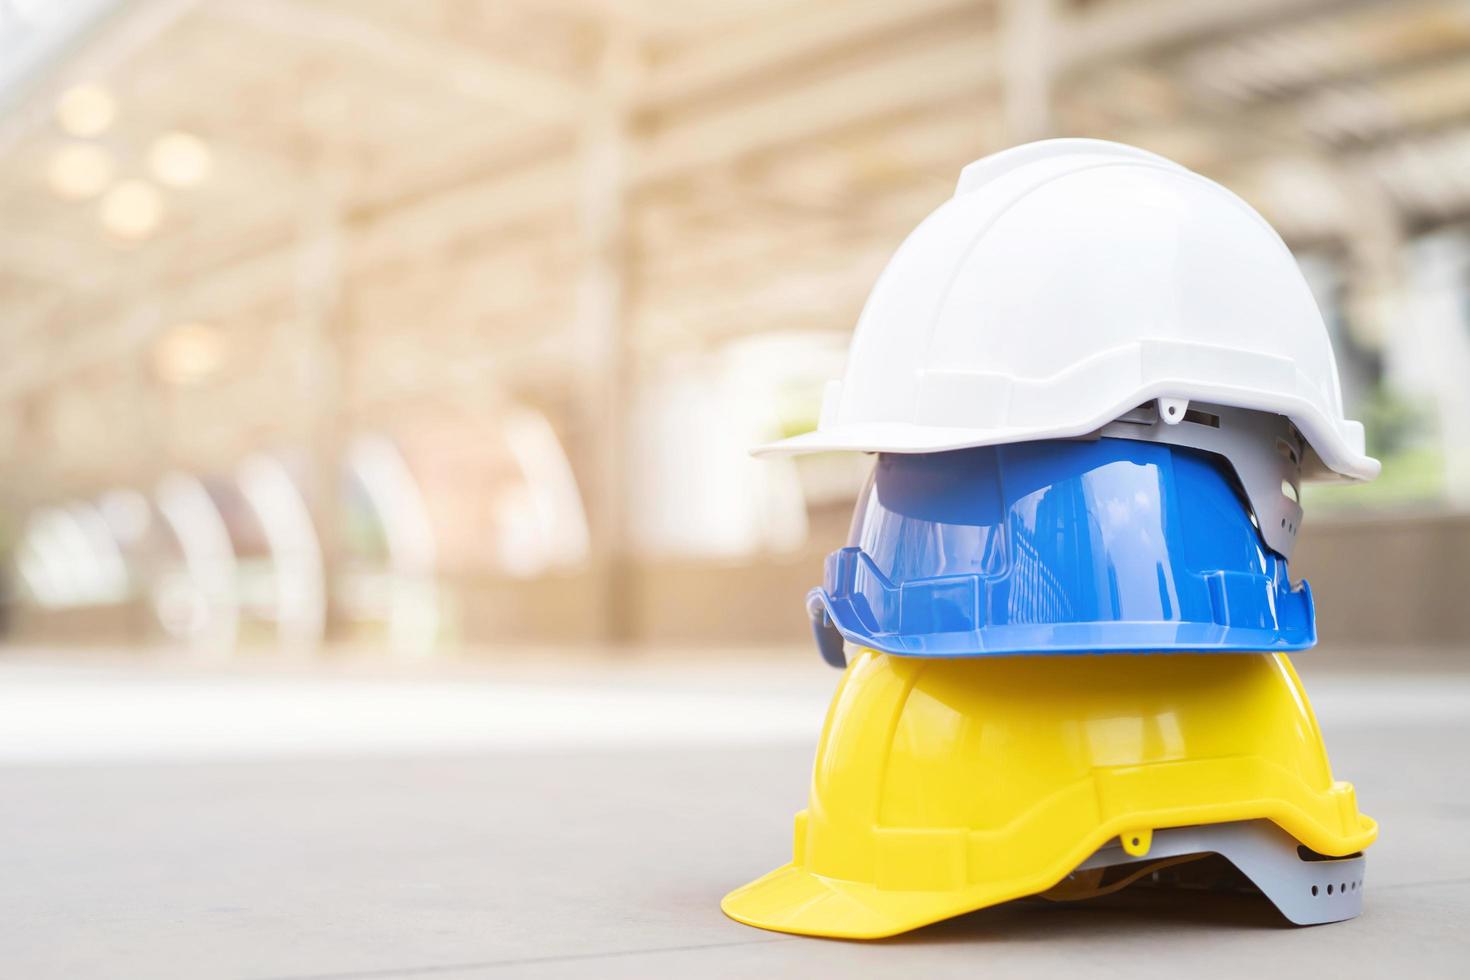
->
[1,0,1468,661]
[6,4,1470,975]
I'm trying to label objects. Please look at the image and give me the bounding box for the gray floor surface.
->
[1,648,1467,978]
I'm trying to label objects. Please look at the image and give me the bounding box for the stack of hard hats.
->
[723,139,1378,939]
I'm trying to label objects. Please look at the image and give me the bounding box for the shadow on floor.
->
[869,881,1293,948]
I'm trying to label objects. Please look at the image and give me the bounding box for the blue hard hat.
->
[808,438,1314,664]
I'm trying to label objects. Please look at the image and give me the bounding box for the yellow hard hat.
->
[723,650,1375,939]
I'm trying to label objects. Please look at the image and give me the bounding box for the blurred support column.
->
[292,79,353,652]
[1324,161,1407,354]
[999,0,1056,144]
[295,220,347,651]
[1400,233,1470,506]
[294,208,349,650]
[575,28,640,644]
[1334,164,1408,405]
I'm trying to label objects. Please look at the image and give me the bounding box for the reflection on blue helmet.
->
[810,438,1314,658]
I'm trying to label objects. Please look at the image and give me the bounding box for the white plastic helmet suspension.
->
[1050,819,1366,926]
[754,138,1380,486]
[1091,399,1306,559]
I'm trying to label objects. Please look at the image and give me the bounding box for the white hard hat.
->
[755,139,1380,500]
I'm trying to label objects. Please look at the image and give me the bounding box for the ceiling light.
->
[148,130,212,187]
[99,179,163,240]
[153,322,227,385]
[55,83,116,137]
[47,142,114,199]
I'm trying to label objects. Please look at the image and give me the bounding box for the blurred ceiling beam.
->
[0,230,98,287]
[209,0,585,121]
[636,31,1000,186]
[1100,49,1470,164]
[0,152,580,403]
[0,289,66,349]
[1060,0,1366,73]
[1358,128,1470,225]
[637,178,955,290]
[1173,0,1470,106]
[636,252,891,355]
[2,0,1461,411]
[627,0,1366,124]
[633,0,1379,187]
[573,25,639,641]
[1302,56,1470,150]
[346,340,577,412]
[3,0,1402,319]
[639,0,982,111]
[349,153,576,275]
[0,245,294,399]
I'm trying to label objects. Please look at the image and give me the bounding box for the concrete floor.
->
[1,647,1467,978]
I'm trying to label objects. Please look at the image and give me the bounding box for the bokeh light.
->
[152,322,227,385]
[148,131,212,187]
[47,142,114,199]
[55,82,116,137]
[98,179,163,239]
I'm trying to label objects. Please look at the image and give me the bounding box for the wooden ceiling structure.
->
[2,0,1470,624]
